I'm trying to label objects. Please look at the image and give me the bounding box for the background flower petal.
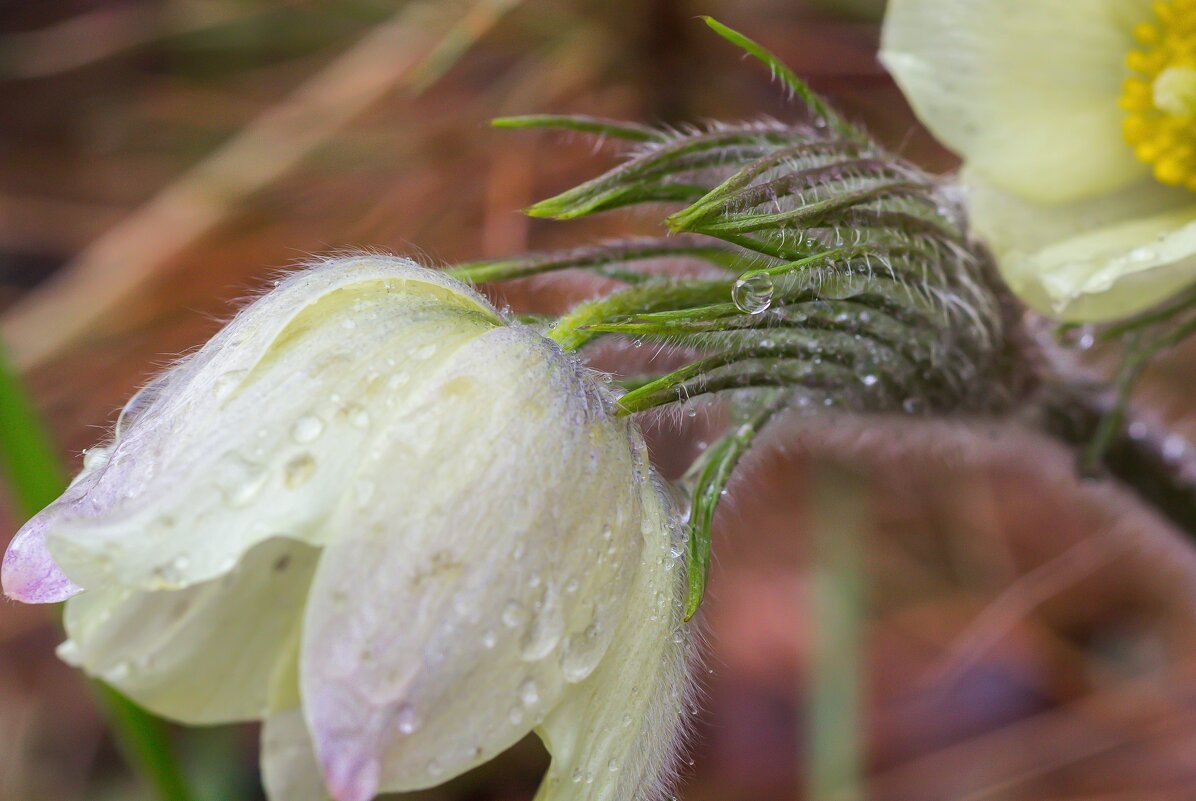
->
[299,327,649,801]
[880,0,1150,203]
[967,172,1196,319]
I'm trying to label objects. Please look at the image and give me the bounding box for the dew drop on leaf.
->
[732,273,773,314]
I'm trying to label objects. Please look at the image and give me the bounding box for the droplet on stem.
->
[732,272,774,314]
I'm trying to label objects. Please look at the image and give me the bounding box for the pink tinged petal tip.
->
[321,750,380,801]
[2,517,82,603]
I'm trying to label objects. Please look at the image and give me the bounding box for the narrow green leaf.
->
[700,16,863,142]
[682,393,789,619]
[491,114,666,143]
[524,125,804,220]
[447,238,739,284]
[547,280,735,351]
[674,180,929,236]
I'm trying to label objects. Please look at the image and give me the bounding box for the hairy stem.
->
[1036,378,1196,536]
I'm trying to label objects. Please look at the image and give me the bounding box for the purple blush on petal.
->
[2,517,82,603]
[321,749,380,801]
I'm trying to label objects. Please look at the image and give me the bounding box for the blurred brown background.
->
[4,1,1196,799]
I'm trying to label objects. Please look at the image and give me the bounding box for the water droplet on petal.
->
[214,454,268,506]
[560,623,604,683]
[518,678,539,706]
[291,416,324,444]
[732,273,773,314]
[501,600,528,629]
[341,402,371,429]
[284,453,316,488]
[396,704,420,735]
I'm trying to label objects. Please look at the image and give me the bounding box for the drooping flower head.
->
[2,257,694,801]
[881,0,1196,321]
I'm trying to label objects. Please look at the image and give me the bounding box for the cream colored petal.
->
[262,708,332,801]
[967,172,1196,320]
[880,0,1150,202]
[59,536,317,724]
[299,327,651,801]
[44,258,498,594]
[533,478,693,801]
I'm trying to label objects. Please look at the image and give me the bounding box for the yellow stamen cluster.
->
[1121,0,1196,189]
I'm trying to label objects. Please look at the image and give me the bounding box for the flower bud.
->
[2,256,694,801]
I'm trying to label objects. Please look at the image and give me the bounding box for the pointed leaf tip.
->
[697,16,862,142]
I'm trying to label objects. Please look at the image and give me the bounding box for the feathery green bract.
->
[681,391,790,620]
[460,17,1012,617]
[524,123,809,220]
[447,237,739,284]
[699,16,864,143]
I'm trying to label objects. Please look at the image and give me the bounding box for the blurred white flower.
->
[2,257,693,801]
[881,0,1196,321]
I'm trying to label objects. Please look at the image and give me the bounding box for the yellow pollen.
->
[1122,0,1196,190]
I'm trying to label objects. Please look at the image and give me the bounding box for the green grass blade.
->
[806,465,867,801]
[0,342,197,801]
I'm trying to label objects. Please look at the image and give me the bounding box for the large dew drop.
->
[560,623,605,683]
[731,273,774,315]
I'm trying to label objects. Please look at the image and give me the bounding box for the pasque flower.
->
[1,257,693,801]
[881,0,1196,321]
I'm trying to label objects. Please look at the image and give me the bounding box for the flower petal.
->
[262,708,332,801]
[2,446,114,602]
[41,258,499,594]
[880,0,1149,202]
[58,536,317,724]
[3,513,82,603]
[966,172,1196,319]
[299,327,650,801]
[532,478,692,801]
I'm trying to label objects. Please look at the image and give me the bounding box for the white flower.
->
[880,0,1196,321]
[1,257,694,801]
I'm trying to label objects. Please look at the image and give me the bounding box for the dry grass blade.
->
[0,0,523,370]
